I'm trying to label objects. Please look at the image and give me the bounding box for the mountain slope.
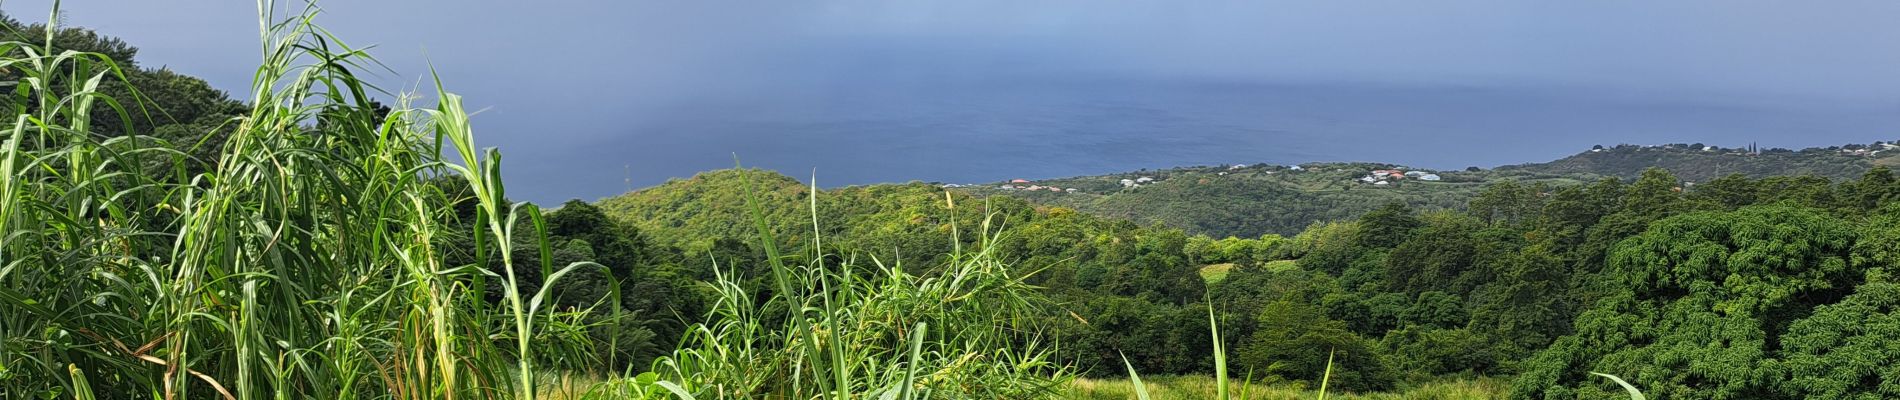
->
[595,168,1063,262]
[949,140,1897,238]
[1499,142,1898,182]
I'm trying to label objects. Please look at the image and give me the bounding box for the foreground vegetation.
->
[0,3,610,398]
[6,3,1900,399]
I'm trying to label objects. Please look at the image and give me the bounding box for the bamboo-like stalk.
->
[0,1,598,398]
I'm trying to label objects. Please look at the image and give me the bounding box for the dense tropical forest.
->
[597,165,1900,399]
[5,3,1900,399]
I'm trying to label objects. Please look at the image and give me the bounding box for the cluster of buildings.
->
[1118,176,1156,188]
[1841,143,1894,156]
[998,179,1077,193]
[1357,169,1440,185]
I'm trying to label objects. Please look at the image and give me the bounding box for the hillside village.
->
[956,161,1453,195]
[1501,139,1900,183]
[1355,169,1442,185]
[1589,141,1896,157]
[930,139,1898,237]
[967,164,1322,191]
[947,140,1900,198]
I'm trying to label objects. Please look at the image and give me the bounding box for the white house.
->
[1289,165,1304,171]
[1374,180,1390,186]
[1120,179,1137,187]
[1419,174,1442,181]
[1136,177,1155,183]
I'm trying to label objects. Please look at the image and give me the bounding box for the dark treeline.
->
[0,12,248,167]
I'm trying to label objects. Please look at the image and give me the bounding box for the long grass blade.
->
[1208,301,1228,400]
[1316,348,1335,400]
[1121,352,1152,400]
[1590,372,1647,400]
[899,322,926,400]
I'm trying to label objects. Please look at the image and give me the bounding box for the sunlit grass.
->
[1200,263,1239,283]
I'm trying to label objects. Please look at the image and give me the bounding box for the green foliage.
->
[982,163,1489,238]
[1380,327,1496,377]
[0,3,603,398]
[957,143,1894,240]
[1775,278,1900,399]
[1502,142,1884,183]
[0,12,248,167]
[586,146,1900,397]
[596,169,812,253]
[587,178,1071,399]
[1511,206,1871,399]
[1235,300,1395,392]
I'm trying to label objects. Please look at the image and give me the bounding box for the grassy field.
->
[1067,375,1508,400]
[1200,260,1297,283]
[1200,263,1239,283]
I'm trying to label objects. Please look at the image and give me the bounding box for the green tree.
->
[1383,212,1483,294]
[1354,202,1422,248]
[1380,326,1498,377]
[1776,277,1900,399]
[1237,300,1396,392]
[1513,206,1861,399]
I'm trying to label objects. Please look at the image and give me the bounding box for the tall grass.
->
[0,2,598,398]
[582,171,1072,399]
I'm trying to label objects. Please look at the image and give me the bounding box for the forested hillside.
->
[951,141,1895,238]
[1501,142,1900,182]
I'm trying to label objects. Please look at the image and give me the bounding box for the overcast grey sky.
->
[7,1,1900,203]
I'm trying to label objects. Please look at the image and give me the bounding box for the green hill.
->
[954,162,1579,237]
[1499,142,1900,182]
[595,168,814,252]
[950,140,1897,238]
[596,168,1091,268]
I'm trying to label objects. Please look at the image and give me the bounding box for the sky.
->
[7,1,1900,204]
